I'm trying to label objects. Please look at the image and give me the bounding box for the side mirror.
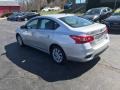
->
[20,25,27,29]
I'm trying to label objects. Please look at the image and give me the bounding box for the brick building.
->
[0,1,20,16]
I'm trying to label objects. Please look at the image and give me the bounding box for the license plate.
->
[94,32,105,40]
[95,34,106,42]
[94,33,106,44]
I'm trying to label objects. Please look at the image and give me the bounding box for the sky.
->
[0,0,15,1]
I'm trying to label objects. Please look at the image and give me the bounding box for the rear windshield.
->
[59,16,93,28]
[85,9,101,15]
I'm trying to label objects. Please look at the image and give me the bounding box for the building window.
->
[76,0,86,4]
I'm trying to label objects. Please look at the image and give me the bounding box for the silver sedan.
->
[16,14,110,64]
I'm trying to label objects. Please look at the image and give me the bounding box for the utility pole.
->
[114,0,117,10]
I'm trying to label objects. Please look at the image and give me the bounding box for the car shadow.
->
[7,20,24,22]
[4,42,100,82]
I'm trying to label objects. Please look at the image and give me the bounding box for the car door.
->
[32,18,60,52]
[22,18,39,47]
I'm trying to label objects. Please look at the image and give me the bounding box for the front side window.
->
[59,16,93,28]
[38,19,59,30]
[27,19,38,29]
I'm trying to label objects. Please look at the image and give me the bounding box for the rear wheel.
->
[16,35,24,47]
[50,46,66,64]
[24,18,28,21]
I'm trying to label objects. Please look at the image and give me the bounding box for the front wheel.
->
[50,46,66,64]
[16,35,24,47]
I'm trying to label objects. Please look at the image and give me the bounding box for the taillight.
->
[70,35,94,44]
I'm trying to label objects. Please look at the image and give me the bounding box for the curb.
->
[0,18,7,20]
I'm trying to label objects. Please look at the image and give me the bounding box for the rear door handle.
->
[47,35,50,38]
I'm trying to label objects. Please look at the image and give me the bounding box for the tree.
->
[18,0,67,11]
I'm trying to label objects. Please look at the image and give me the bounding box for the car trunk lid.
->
[71,23,108,46]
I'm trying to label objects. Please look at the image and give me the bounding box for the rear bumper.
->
[64,39,110,62]
[83,42,109,62]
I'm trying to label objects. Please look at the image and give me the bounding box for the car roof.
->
[42,14,75,19]
[91,7,109,10]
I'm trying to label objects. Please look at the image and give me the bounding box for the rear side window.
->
[107,8,111,11]
[38,18,60,30]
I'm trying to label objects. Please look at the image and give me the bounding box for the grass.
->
[40,10,62,15]
[40,9,83,16]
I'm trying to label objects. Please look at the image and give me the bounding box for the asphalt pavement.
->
[0,20,120,90]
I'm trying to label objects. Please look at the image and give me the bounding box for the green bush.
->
[1,12,12,18]
[60,9,74,13]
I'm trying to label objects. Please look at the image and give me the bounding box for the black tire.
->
[16,35,24,47]
[50,46,66,64]
[24,18,28,21]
